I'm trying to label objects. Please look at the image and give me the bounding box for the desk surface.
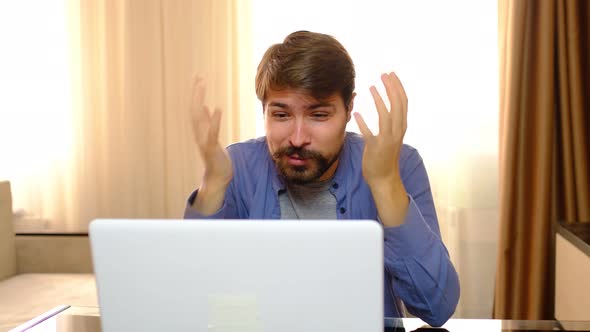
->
[13,305,590,332]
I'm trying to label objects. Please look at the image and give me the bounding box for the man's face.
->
[264,88,353,185]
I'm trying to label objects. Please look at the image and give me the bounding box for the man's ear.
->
[346,92,356,123]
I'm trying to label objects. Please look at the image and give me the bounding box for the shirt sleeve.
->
[382,148,460,327]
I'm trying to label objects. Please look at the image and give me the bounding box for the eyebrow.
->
[308,103,335,110]
[268,102,288,108]
[267,102,335,110]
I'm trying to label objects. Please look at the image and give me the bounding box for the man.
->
[184,31,460,327]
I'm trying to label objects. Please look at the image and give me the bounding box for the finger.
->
[383,73,403,135]
[193,102,210,126]
[208,107,223,146]
[369,85,391,135]
[389,72,408,134]
[381,73,399,120]
[194,106,211,145]
[191,76,206,115]
[353,112,374,139]
[390,72,408,102]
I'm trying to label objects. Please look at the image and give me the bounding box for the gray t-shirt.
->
[279,179,337,219]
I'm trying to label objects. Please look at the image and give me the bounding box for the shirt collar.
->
[332,132,354,188]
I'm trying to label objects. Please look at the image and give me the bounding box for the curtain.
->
[495,0,590,320]
[4,0,255,232]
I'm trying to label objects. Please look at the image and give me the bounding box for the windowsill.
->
[556,221,590,257]
[13,217,88,236]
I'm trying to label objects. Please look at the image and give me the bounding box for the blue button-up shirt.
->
[184,132,460,327]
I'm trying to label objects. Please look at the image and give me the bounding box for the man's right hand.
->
[190,76,233,215]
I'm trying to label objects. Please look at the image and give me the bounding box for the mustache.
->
[272,146,323,160]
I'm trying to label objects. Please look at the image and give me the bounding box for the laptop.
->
[90,219,384,332]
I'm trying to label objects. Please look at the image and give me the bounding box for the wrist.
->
[366,172,404,194]
[193,177,230,215]
[367,175,409,228]
[370,179,408,206]
[202,171,232,191]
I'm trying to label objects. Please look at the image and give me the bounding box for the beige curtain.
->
[495,0,590,320]
[11,0,255,232]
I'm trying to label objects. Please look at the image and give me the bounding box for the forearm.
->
[369,175,409,227]
[387,245,459,326]
[383,200,460,326]
[192,179,229,216]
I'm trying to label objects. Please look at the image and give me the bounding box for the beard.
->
[272,145,341,185]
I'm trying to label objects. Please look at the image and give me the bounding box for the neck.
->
[318,158,340,182]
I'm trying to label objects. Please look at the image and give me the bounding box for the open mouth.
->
[286,154,307,166]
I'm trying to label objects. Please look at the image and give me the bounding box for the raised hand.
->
[353,72,407,187]
[353,72,409,227]
[190,77,233,214]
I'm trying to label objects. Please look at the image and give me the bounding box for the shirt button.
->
[332,183,339,189]
[339,207,346,214]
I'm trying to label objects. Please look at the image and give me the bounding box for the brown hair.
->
[255,31,356,110]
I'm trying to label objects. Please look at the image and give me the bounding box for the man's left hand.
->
[354,72,409,227]
[354,72,407,188]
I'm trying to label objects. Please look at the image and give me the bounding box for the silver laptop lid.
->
[90,219,384,332]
